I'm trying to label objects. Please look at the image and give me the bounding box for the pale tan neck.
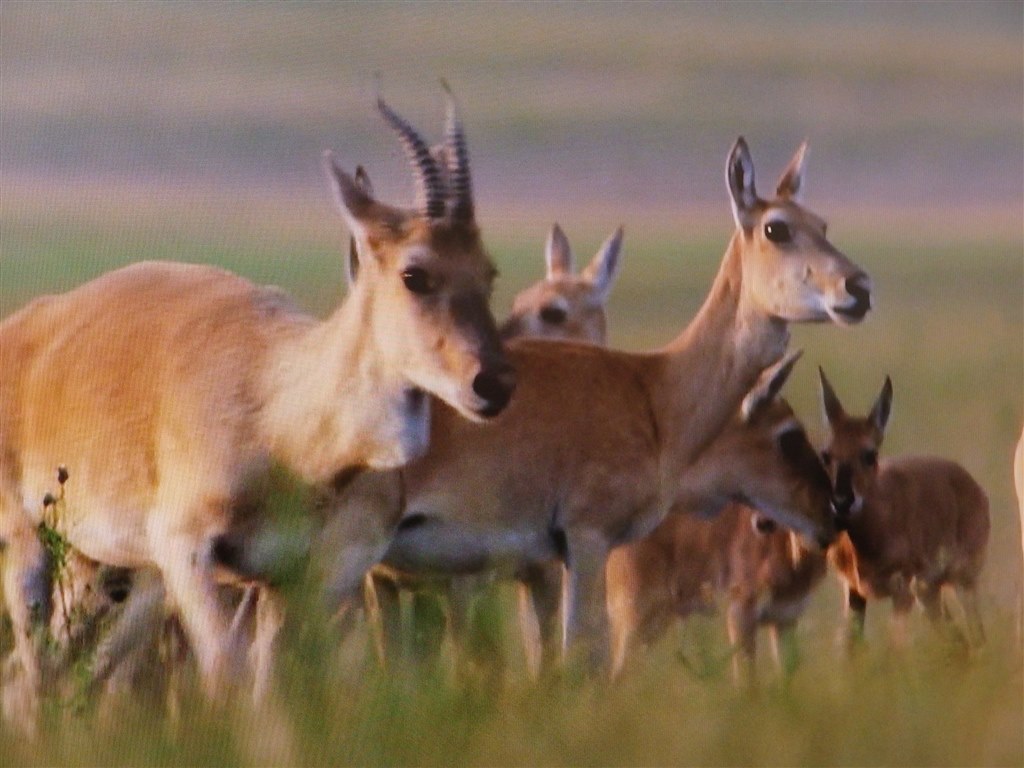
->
[648,234,789,482]
[259,284,418,482]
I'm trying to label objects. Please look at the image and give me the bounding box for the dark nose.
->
[830,496,852,530]
[473,363,516,417]
[841,273,872,321]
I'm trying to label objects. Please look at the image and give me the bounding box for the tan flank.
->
[0,89,513,729]
[818,370,990,650]
[365,139,872,672]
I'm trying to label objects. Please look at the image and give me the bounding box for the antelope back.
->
[817,368,893,519]
[726,139,871,326]
[326,88,513,421]
[500,225,623,345]
[681,352,837,549]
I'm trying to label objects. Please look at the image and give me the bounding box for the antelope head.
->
[500,224,623,344]
[818,368,893,522]
[726,138,872,326]
[686,351,838,550]
[324,86,514,422]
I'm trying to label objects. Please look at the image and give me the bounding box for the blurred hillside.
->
[2,1,1021,226]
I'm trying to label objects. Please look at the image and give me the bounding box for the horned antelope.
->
[363,223,624,668]
[0,87,513,728]
[349,138,871,674]
[818,370,990,651]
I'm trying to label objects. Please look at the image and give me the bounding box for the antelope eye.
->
[861,449,878,467]
[401,267,435,295]
[820,450,832,466]
[540,305,568,325]
[764,221,792,244]
[777,428,807,463]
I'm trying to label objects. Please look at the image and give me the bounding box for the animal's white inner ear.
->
[582,226,624,301]
[869,376,894,434]
[776,141,809,202]
[742,350,802,422]
[818,367,846,427]
[323,150,375,248]
[545,224,574,279]
[726,137,758,229]
[346,237,360,286]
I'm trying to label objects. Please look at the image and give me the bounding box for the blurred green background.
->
[1,2,1021,765]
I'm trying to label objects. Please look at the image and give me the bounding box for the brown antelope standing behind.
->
[354,138,871,673]
[602,355,831,680]
[0,88,513,730]
[364,223,623,668]
[818,370,990,651]
[607,508,828,682]
[499,223,622,345]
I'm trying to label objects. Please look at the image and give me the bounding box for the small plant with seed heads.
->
[37,465,75,648]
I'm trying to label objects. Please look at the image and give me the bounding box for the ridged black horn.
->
[441,80,474,221]
[376,96,445,220]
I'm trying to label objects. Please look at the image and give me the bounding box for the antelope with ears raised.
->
[818,370,990,651]
[604,355,831,680]
[353,139,871,673]
[0,87,512,727]
[499,223,622,345]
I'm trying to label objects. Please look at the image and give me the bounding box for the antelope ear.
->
[742,350,801,422]
[818,367,846,427]
[354,164,375,197]
[869,376,893,435]
[545,224,574,279]
[776,140,809,202]
[345,165,376,285]
[726,137,758,229]
[581,226,624,303]
[324,151,376,242]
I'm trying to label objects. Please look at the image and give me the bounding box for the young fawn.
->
[0,87,512,729]
[819,370,990,650]
[606,502,829,682]
[353,139,871,673]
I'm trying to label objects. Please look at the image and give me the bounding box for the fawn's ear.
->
[581,226,624,304]
[775,140,808,202]
[818,367,846,427]
[726,136,758,230]
[324,151,376,237]
[742,349,801,422]
[345,165,376,285]
[545,223,574,279]
[869,376,894,436]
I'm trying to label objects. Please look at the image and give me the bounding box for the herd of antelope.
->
[0,87,1013,738]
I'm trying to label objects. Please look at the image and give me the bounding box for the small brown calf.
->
[818,370,990,650]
